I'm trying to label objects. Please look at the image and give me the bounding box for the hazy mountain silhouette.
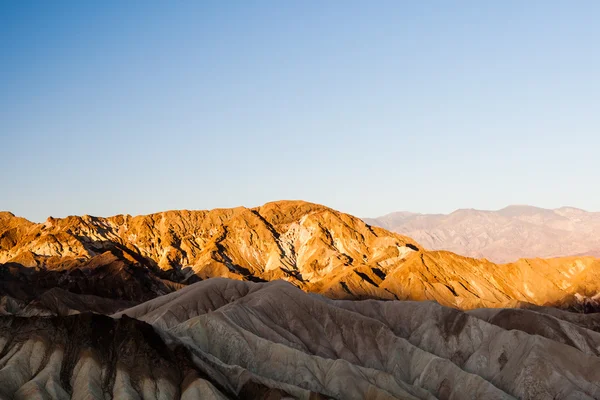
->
[365,205,600,263]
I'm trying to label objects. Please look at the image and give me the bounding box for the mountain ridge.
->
[365,205,600,263]
[3,201,600,398]
[2,200,600,311]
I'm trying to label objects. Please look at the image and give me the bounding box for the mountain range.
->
[2,200,600,399]
[364,205,600,263]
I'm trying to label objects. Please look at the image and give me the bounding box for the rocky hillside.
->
[2,279,600,399]
[3,201,600,399]
[365,205,600,263]
[2,201,600,311]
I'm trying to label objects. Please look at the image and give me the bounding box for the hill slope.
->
[2,201,600,310]
[2,279,600,399]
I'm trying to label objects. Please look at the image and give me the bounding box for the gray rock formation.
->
[1,279,598,399]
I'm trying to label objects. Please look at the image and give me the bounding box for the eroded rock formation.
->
[2,201,600,399]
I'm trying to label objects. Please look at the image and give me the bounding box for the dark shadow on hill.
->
[0,252,178,306]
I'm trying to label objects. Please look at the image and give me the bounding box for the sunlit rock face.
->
[0,201,418,292]
[3,201,600,310]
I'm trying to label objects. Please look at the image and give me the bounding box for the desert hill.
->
[2,201,600,311]
[0,201,600,309]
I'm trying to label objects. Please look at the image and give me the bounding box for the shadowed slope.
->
[0,312,319,400]
[121,279,600,400]
[2,278,600,398]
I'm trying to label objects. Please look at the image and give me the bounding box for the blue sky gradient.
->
[2,1,599,221]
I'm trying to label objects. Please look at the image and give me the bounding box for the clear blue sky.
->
[2,1,599,222]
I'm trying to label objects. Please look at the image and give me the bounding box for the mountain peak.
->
[497,204,549,215]
[0,200,419,286]
[556,206,589,214]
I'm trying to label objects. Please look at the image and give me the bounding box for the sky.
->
[1,1,599,222]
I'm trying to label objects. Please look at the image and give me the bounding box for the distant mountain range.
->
[364,205,600,263]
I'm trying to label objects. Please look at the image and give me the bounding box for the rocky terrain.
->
[1,279,600,399]
[2,201,600,310]
[2,201,600,399]
[364,205,600,263]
